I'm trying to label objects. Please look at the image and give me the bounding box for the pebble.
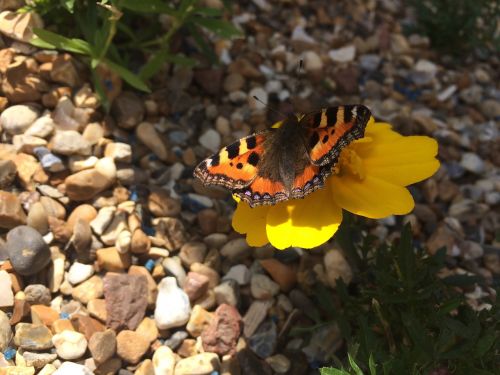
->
[88,329,116,364]
[0,105,39,135]
[222,264,251,285]
[72,275,104,304]
[198,129,221,153]
[50,130,91,155]
[0,310,12,351]
[201,304,242,356]
[324,250,353,288]
[259,258,297,292]
[6,225,51,276]
[65,158,116,201]
[220,238,250,261]
[53,361,93,375]
[67,262,95,285]
[249,319,277,358]
[24,284,51,305]
[14,323,53,350]
[460,152,485,174]
[52,330,88,360]
[250,274,280,299]
[0,270,14,307]
[103,273,148,331]
[180,241,207,267]
[136,122,169,161]
[214,280,240,307]
[154,277,191,329]
[328,45,356,63]
[22,351,57,369]
[152,345,176,375]
[183,272,210,302]
[116,330,150,364]
[174,353,220,375]
[25,115,55,138]
[0,191,27,229]
[265,354,291,374]
[162,257,187,286]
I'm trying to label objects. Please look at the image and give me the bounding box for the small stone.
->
[214,280,240,307]
[136,317,158,344]
[53,361,93,375]
[250,274,280,299]
[104,142,132,163]
[0,191,27,229]
[324,250,353,288]
[87,299,107,322]
[128,266,158,308]
[52,330,87,360]
[243,300,273,337]
[116,330,149,364]
[180,242,207,267]
[0,310,12,351]
[71,314,105,341]
[148,188,181,217]
[162,256,187,286]
[24,284,51,305]
[155,277,191,330]
[72,275,104,304]
[67,262,95,285]
[111,91,144,129]
[22,351,57,369]
[51,130,91,156]
[96,247,131,272]
[23,114,55,139]
[0,270,14,308]
[50,54,80,87]
[222,264,251,285]
[174,353,220,375]
[223,73,245,93]
[328,45,356,63]
[65,158,116,201]
[220,238,250,261]
[183,272,210,302]
[302,51,323,71]
[186,305,214,338]
[265,354,291,374]
[52,319,75,334]
[52,96,90,131]
[67,204,97,229]
[104,273,148,331]
[152,346,176,375]
[27,202,49,234]
[14,323,53,350]
[0,10,43,42]
[136,122,168,161]
[6,225,50,275]
[199,129,221,153]
[0,159,17,189]
[30,305,59,327]
[259,259,297,292]
[134,359,154,375]
[88,329,116,364]
[248,320,277,358]
[0,104,38,135]
[201,304,242,356]
[190,262,219,288]
[237,348,273,374]
[460,153,485,174]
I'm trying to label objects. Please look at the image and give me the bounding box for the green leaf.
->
[186,23,217,63]
[32,28,92,55]
[120,0,177,16]
[368,354,377,375]
[140,50,196,80]
[442,274,481,287]
[60,0,75,13]
[347,353,364,375]
[194,7,223,16]
[179,0,199,14]
[191,16,242,38]
[474,331,497,357]
[320,367,350,375]
[104,59,151,92]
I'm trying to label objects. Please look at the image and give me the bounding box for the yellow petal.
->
[266,187,342,249]
[330,174,414,219]
[232,202,270,247]
[357,134,440,186]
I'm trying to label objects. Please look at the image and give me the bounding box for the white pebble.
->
[67,262,94,285]
[52,330,88,360]
[154,277,191,330]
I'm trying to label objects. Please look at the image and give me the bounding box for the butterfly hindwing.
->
[301,105,371,166]
[194,132,267,189]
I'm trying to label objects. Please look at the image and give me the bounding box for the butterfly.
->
[194,105,371,207]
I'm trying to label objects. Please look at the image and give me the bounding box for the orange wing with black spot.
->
[194,132,267,190]
[301,105,371,166]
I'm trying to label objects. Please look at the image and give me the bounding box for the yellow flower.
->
[232,118,440,250]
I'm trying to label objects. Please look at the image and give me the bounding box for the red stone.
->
[201,304,242,356]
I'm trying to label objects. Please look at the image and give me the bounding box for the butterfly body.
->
[194,105,371,207]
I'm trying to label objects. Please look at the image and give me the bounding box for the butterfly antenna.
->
[253,95,287,118]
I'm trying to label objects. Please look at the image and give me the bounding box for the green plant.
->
[293,220,499,375]
[408,0,500,55]
[25,0,242,108]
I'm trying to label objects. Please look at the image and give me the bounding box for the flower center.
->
[337,147,365,180]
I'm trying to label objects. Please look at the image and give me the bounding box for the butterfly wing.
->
[194,132,268,190]
[301,105,371,166]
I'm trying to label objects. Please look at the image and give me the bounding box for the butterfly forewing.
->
[301,105,371,166]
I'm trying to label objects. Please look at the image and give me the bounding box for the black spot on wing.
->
[343,105,354,123]
[236,163,243,169]
[309,131,320,148]
[246,136,257,149]
[210,154,220,166]
[226,142,240,159]
[322,135,329,143]
[247,152,260,166]
[326,107,338,125]
[312,112,322,127]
